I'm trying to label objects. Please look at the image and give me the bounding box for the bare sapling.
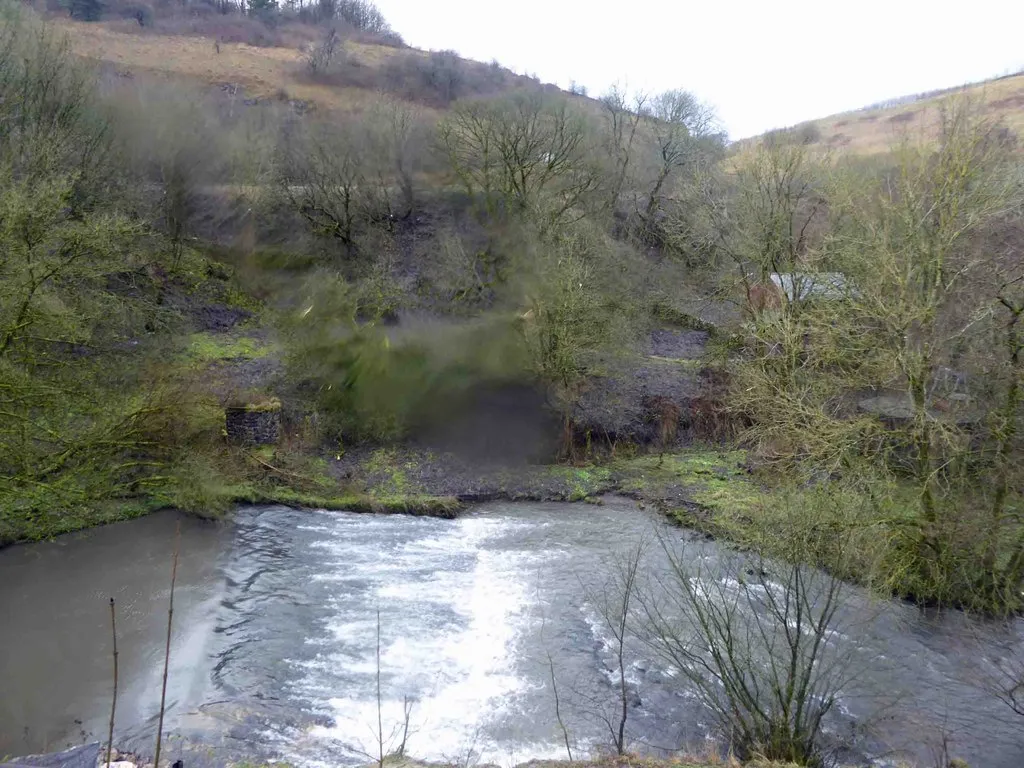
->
[547,649,574,760]
[107,597,118,768]
[580,539,645,755]
[395,695,415,758]
[154,521,181,768]
[539,607,575,760]
[638,532,867,765]
[353,608,417,767]
[376,608,384,768]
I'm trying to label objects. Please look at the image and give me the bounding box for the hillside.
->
[55,11,1024,156]
[53,13,563,117]
[783,71,1024,154]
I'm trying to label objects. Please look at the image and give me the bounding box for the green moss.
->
[186,332,273,362]
[248,488,462,518]
[364,447,418,495]
[614,448,765,521]
[228,397,281,413]
[651,301,715,331]
[550,465,613,501]
[0,497,166,546]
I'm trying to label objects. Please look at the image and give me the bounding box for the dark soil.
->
[649,329,710,358]
[574,329,709,445]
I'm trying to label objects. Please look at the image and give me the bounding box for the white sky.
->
[372,0,1024,139]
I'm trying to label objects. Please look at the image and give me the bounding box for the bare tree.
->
[703,137,827,318]
[600,84,648,213]
[306,28,341,75]
[363,94,428,220]
[113,83,226,267]
[642,89,719,225]
[438,91,602,231]
[579,540,645,755]
[279,119,368,257]
[637,538,866,766]
[280,104,427,258]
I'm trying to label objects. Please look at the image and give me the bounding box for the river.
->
[1,501,1022,767]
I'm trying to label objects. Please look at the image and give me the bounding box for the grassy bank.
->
[0,444,758,547]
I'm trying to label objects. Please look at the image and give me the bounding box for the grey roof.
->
[769,272,851,302]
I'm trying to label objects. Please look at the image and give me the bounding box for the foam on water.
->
[197,503,1024,768]
[292,513,558,765]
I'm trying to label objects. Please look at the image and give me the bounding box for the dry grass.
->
[54,18,420,115]
[798,73,1024,155]
[57,18,1023,156]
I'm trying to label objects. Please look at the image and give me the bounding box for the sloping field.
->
[802,72,1024,154]
[55,18,409,113]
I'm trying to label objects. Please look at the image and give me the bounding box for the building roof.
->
[769,272,851,302]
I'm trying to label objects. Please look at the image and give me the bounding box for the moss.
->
[186,332,273,362]
[227,397,281,413]
[247,487,462,518]
[549,465,614,501]
[615,448,763,519]
[651,300,715,331]
[364,447,418,495]
[0,497,166,546]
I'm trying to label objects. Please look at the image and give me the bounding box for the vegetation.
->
[2,1,1023,765]
[1,0,1021,619]
[724,104,1024,613]
[638,540,861,767]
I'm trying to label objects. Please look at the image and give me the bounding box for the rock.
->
[0,743,102,768]
[105,762,137,768]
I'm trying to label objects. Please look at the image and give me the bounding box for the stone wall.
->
[225,403,281,445]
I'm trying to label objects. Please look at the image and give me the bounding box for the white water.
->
[3,502,1024,767]
[301,516,552,765]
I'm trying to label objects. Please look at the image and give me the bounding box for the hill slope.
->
[55,15,558,117]
[787,71,1024,154]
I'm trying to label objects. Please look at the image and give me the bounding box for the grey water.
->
[1,501,1022,767]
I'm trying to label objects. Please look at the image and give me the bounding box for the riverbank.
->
[0,442,758,547]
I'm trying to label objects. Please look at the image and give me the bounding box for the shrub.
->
[638,536,869,766]
[334,0,389,33]
[383,50,464,107]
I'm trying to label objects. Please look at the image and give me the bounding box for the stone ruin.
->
[225,398,281,446]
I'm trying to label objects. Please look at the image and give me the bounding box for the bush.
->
[382,50,463,107]
[638,535,869,766]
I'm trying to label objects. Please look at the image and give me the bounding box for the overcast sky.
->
[372,0,1024,139]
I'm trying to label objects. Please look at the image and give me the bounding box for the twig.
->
[245,450,312,483]
[376,607,384,768]
[154,521,180,768]
[107,597,118,768]
[547,650,573,761]
[396,695,414,758]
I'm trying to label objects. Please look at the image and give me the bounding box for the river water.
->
[1,501,1022,767]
